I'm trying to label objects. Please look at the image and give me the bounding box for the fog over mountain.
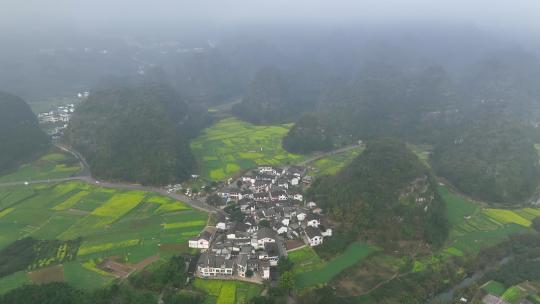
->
[3,2,540,304]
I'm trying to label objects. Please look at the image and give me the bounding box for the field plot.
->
[309,146,364,176]
[0,181,207,293]
[295,242,377,289]
[0,271,29,294]
[482,280,507,296]
[193,279,262,304]
[191,118,307,180]
[27,265,65,284]
[288,246,324,274]
[438,186,533,254]
[0,151,81,183]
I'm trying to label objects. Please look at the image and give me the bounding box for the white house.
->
[293,194,303,201]
[290,177,300,186]
[197,253,234,277]
[321,227,333,237]
[305,227,323,246]
[306,214,321,228]
[188,231,212,249]
[236,254,248,277]
[260,260,271,279]
[297,211,307,221]
[307,201,317,208]
[252,228,277,249]
[216,221,227,230]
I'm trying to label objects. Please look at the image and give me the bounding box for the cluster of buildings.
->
[37,104,76,139]
[189,165,332,281]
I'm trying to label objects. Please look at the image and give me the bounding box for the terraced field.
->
[0,152,81,183]
[440,185,533,254]
[191,118,307,180]
[0,181,207,293]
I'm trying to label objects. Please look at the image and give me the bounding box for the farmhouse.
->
[188,230,213,249]
[305,227,324,246]
[197,253,234,277]
[306,213,321,228]
[252,228,277,249]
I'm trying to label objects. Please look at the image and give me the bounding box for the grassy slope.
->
[0,181,207,293]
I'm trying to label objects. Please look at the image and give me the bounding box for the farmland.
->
[0,151,81,183]
[0,181,207,293]
[308,146,364,176]
[441,185,532,254]
[191,118,307,181]
[192,279,262,304]
[294,242,377,290]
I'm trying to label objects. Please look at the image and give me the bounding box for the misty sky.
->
[1,0,539,34]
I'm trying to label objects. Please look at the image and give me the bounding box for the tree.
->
[533,217,540,232]
[206,194,224,207]
[277,257,293,274]
[258,219,271,228]
[278,271,295,294]
[246,269,254,278]
[236,180,243,188]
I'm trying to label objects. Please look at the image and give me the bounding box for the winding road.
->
[0,144,217,213]
[0,143,363,212]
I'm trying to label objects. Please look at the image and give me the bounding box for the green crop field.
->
[295,242,377,289]
[407,186,537,278]
[0,181,207,294]
[309,146,364,176]
[502,285,528,303]
[191,118,307,180]
[482,280,507,296]
[0,151,81,183]
[288,246,325,274]
[193,279,262,304]
[438,185,533,254]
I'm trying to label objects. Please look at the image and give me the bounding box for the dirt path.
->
[133,254,160,271]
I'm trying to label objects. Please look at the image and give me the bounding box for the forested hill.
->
[65,84,209,185]
[0,91,49,174]
[432,119,540,204]
[309,139,449,249]
[283,66,457,153]
[232,66,325,124]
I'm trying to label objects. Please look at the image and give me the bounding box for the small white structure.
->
[305,227,323,247]
[188,231,212,249]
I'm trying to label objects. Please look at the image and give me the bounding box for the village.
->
[188,165,332,283]
[37,103,77,139]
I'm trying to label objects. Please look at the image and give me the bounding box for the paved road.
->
[0,143,362,212]
[0,144,217,213]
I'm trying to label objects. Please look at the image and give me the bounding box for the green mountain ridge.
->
[0,91,50,174]
[309,139,449,250]
[65,84,205,185]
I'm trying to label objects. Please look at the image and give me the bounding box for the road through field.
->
[0,143,362,212]
[0,144,217,213]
